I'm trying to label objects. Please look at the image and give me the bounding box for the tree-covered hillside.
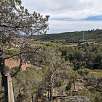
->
[32,29,102,43]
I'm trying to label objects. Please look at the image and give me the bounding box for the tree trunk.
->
[1,72,8,102]
[0,50,8,102]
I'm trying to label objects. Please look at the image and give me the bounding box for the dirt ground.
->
[5,58,31,71]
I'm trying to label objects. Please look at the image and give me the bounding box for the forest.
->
[0,0,102,102]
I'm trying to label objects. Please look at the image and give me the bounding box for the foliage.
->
[9,42,102,102]
[62,43,102,70]
[13,67,44,102]
[65,81,72,91]
[0,0,49,47]
[32,29,102,43]
[5,48,19,56]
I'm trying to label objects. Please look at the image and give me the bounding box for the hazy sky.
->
[22,0,102,33]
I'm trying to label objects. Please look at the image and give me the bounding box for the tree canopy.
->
[0,0,49,45]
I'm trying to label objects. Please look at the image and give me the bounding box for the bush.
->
[65,82,72,91]
[6,48,19,56]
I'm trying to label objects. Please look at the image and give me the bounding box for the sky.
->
[22,0,102,33]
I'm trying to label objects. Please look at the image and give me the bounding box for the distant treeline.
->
[32,29,102,43]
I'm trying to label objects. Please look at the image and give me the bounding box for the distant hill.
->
[85,15,102,21]
[32,29,102,43]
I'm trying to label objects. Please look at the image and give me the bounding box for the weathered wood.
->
[6,73,14,102]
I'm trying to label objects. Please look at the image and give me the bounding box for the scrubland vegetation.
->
[3,39,101,102]
[0,0,102,102]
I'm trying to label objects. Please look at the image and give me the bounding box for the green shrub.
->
[6,48,19,56]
